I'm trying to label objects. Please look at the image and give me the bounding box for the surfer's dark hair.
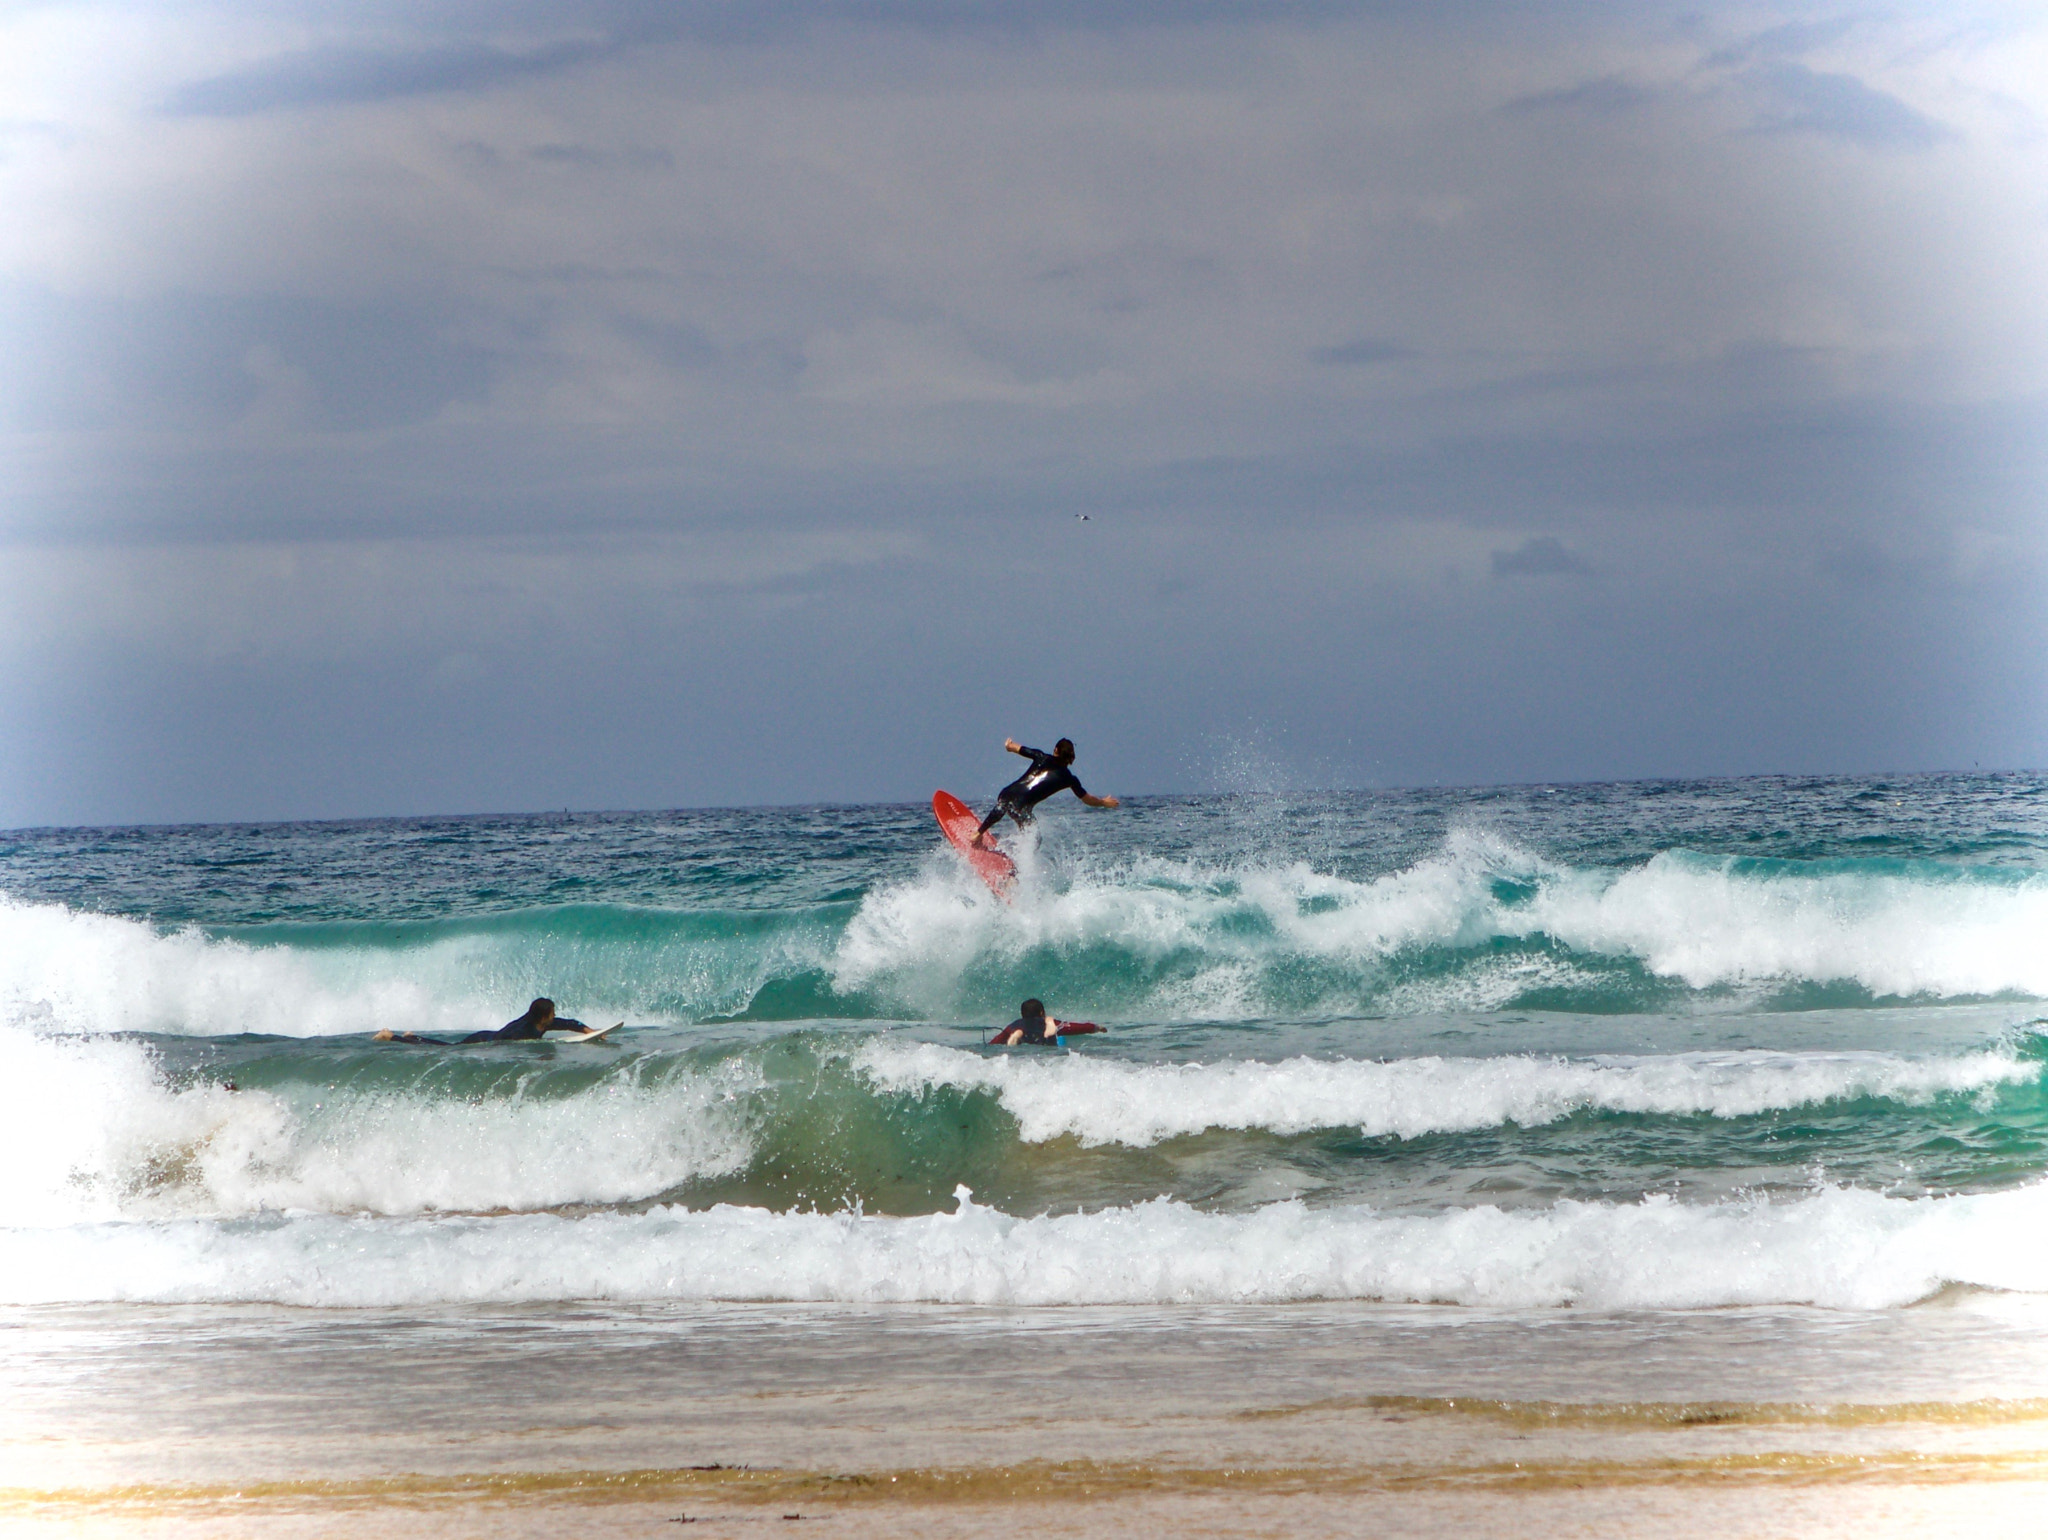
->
[526,998,556,1022]
[1020,998,1046,1017]
[1054,739,1075,762]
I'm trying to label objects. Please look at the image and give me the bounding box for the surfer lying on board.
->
[973,738,1119,845]
[989,998,1104,1047]
[373,997,590,1045]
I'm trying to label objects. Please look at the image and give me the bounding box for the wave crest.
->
[833,831,2048,1016]
[853,1040,2040,1148]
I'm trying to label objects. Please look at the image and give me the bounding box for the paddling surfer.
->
[374,997,590,1045]
[973,737,1119,846]
[989,998,1104,1047]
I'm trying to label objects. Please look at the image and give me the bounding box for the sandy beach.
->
[11,1299,2048,1538]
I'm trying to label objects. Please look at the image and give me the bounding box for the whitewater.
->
[3,773,2047,1312]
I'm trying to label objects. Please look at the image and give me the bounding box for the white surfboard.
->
[565,1021,623,1043]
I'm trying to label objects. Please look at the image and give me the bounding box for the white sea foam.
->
[0,1026,190,1228]
[0,1023,757,1227]
[6,823,2044,1048]
[1521,851,2048,997]
[834,828,2048,1009]
[0,895,830,1038]
[0,897,518,1038]
[854,1041,2039,1147]
[9,1182,2048,1310]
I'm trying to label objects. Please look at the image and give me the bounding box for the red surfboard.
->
[933,790,1016,897]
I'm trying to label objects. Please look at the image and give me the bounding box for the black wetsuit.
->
[458,1014,587,1044]
[386,1013,589,1045]
[978,747,1088,836]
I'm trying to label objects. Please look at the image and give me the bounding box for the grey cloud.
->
[163,39,617,116]
[1500,75,1654,116]
[616,315,723,371]
[0,118,73,148]
[0,284,493,435]
[1312,339,1416,366]
[1814,534,1952,589]
[1128,395,2048,543]
[1422,344,1878,428]
[1491,536,1592,577]
[8,352,2040,551]
[6,0,2045,822]
[1703,16,1857,69]
[501,263,676,286]
[530,143,676,172]
[1743,61,1951,148]
[158,0,1373,120]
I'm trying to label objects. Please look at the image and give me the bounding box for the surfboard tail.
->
[933,791,1017,897]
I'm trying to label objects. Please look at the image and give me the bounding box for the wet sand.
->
[9,1299,2048,1537]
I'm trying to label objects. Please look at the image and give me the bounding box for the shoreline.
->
[9,1300,2048,1536]
[17,1456,2048,1539]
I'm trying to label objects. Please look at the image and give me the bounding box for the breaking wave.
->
[4,830,2045,1040]
[851,1039,2041,1148]
[10,1181,2048,1311]
[3,1020,2041,1230]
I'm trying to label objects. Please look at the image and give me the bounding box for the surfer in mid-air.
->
[989,998,1104,1047]
[374,997,592,1045]
[973,737,1119,846]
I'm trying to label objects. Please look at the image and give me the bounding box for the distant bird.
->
[1075,513,1090,520]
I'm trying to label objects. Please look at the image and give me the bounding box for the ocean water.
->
[5,773,2048,1309]
[5,774,2048,1528]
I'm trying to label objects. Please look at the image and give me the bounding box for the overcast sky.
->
[2,1,2044,826]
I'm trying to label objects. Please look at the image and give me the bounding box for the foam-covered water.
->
[11,1181,2048,1311]
[3,774,2046,1310]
